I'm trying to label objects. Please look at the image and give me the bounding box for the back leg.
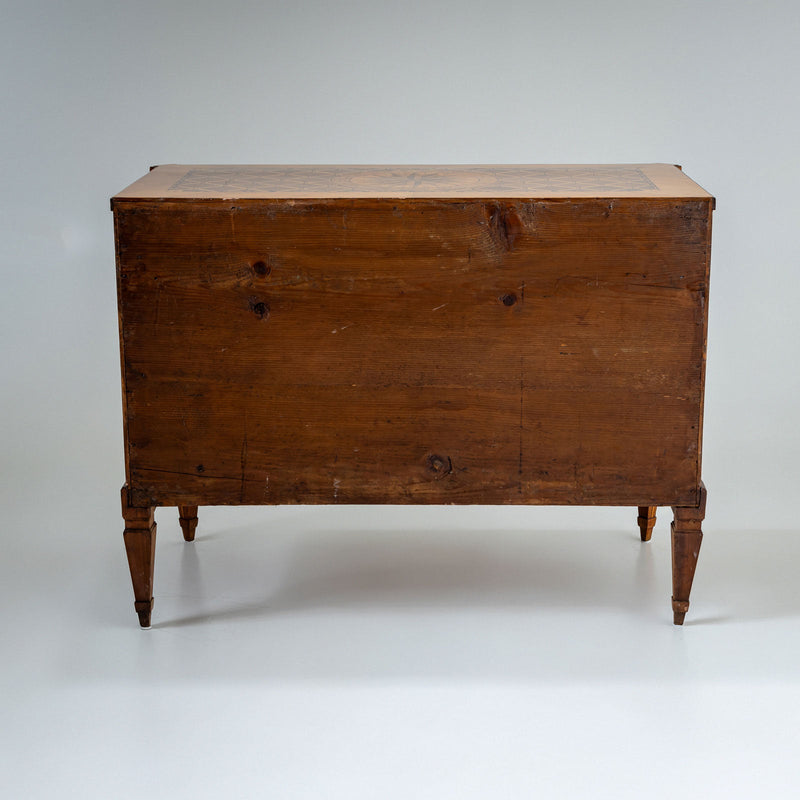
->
[637,506,656,542]
[178,506,198,542]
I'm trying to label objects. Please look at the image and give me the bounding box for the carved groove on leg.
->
[637,506,657,542]
[178,505,198,542]
[670,482,707,625]
[121,485,157,628]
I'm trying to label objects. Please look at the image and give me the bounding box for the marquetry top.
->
[112,164,713,204]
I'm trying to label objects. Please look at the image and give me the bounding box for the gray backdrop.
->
[2,0,798,530]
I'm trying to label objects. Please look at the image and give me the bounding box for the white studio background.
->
[1,2,799,799]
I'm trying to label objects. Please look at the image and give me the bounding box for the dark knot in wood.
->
[426,453,453,478]
[486,202,522,251]
[249,298,270,319]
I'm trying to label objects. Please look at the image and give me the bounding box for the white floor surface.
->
[3,494,800,799]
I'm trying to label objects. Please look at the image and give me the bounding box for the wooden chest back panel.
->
[115,195,710,508]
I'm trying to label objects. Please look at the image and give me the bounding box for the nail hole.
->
[253,260,271,276]
[500,293,517,306]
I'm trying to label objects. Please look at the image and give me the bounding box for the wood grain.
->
[115,195,710,509]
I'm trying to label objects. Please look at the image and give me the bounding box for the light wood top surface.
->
[113,164,713,203]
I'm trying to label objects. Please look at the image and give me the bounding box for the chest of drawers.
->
[112,164,713,627]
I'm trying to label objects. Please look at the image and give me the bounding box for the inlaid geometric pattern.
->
[169,165,658,196]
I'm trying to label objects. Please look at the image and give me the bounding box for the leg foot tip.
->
[135,600,153,628]
[178,507,198,542]
[179,518,197,542]
[672,598,690,625]
[640,530,653,542]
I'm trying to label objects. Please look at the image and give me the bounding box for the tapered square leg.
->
[637,506,657,542]
[178,505,198,542]
[121,485,157,628]
[671,483,706,625]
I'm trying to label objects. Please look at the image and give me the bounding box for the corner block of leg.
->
[121,485,157,628]
[670,483,707,625]
[637,506,657,542]
[178,505,199,542]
